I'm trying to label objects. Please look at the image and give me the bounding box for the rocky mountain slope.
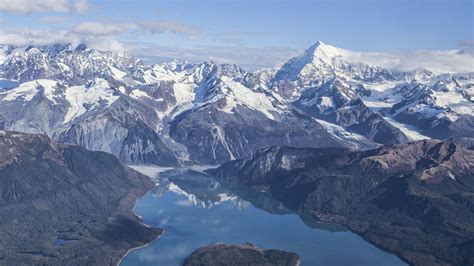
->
[0,131,162,265]
[0,42,472,165]
[210,139,474,265]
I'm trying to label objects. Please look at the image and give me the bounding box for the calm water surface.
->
[121,167,406,266]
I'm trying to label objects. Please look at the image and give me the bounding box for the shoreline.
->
[116,190,164,265]
[117,230,165,266]
[115,165,214,265]
[307,211,419,266]
[115,166,169,266]
[113,167,166,266]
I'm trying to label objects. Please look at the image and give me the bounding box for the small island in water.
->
[183,243,300,266]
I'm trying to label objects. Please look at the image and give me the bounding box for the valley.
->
[0,38,472,266]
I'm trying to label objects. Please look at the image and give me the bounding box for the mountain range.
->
[1,41,472,165]
[1,40,473,266]
[210,139,474,265]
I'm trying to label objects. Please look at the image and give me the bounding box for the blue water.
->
[0,78,19,90]
[121,168,406,266]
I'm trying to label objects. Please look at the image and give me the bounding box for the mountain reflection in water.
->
[121,167,405,266]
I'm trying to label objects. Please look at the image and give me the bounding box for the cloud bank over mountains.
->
[0,0,89,13]
[327,46,474,74]
[0,0,472,72]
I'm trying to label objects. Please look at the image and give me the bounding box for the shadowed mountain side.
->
[209,140,474,265]
[0,132,162,265]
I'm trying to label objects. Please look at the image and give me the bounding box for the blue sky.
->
[0,0,472,69]
[101,0,472,50]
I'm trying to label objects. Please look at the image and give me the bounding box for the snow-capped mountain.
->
[0,42,472,165]
[387,78,474,139]
[270,41,434,100]
[0,44,141,84]
[269,41,473,142]
[272,41,395,84]
[292,78,411,144]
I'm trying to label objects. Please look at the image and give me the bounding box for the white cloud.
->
[460,39,474,47]
[341,49,473,74]
[213,30,277,45]
[0,28,76,46]
[73,0,89,13]
[0,18,202,53]
[0,20,471,73]
[87,38,128,52]
[0,28,128,52]
[71,20,201,38]
[39,16,68,24]
[127,41,301,70]
[73,22,129,36]
[459,39,474,55]
[0,0,90,13]
[127,40,474,72]
[136,20,201,39]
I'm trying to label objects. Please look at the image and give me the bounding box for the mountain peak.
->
[312,40,326,47]
[305,41,345,61]
[270,41,351,83]
[75,43,88,52]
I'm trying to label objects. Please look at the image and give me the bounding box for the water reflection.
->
[153,169,250,210]
[157,168,345,232]
[121,167,405,266]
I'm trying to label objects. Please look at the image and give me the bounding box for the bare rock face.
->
[293,79,410,145]
[0,44,376,166]
[183,243,300,266]
[0,114,5,130]
[389,82,474,139]
[0,132,162,265]
[209,140,474,266]
[5,42,472,167]
[168,101,372,164]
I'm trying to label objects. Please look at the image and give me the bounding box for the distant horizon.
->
[1,39,472,73]
[1,0,472,70]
